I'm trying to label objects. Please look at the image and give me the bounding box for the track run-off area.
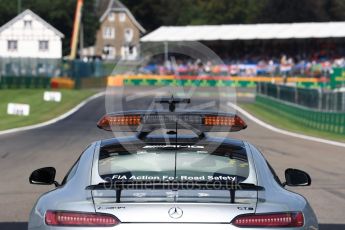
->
[0,86,344,230]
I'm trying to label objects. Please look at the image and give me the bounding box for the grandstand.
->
[140,22,345,77]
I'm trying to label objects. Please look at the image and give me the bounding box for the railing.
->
[0,58,61,77]
[255,95,345,135]
[0,58,117,79]
[257,83,345,112]
[0,76,51,89]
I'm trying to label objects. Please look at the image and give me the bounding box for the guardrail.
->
[256,95,345,135]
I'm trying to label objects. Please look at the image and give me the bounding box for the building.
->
[0,9,64,59]
[93,0,146,61]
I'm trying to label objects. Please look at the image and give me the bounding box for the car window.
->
[266,161,282,186]
[61,159,80,185]
[98,144,249,183]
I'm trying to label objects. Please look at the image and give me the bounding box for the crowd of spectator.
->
[140,55,345,77]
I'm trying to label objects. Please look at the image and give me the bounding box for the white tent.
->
[141,22,345,42]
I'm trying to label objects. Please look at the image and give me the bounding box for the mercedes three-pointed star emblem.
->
[168,207,183,219]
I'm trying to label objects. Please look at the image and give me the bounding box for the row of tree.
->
[0,0,344,55]
[122,0,345,31]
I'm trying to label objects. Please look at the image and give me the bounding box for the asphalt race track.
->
[0,87,344,230]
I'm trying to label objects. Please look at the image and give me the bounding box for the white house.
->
[0,9,64,59]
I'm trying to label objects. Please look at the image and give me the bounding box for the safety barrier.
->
[330,68,345,89]
[80,77,108,89]
[256,95,345,135]
[107,75,326,88]
[0,76,51,89]
[50,77,75,89]
[1,75,327,90]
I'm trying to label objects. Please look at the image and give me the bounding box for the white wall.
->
[0,13,62,59]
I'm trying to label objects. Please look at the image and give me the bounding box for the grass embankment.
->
[240,102,345,143]
[0,89,96,131]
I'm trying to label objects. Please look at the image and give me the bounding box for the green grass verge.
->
[0,89,96,131]
[240,102,345,143]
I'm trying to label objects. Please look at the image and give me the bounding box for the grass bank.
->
[239,102,345,143]
[0,89,96,131]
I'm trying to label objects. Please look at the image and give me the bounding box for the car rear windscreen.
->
[98,144,249,184]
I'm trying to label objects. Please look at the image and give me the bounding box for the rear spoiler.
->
[86,181,263,204]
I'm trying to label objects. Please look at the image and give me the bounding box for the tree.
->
[328,0,345,21]
[0,0,18,25]
[257,0,331,23]
[81,0,99,50]
[121,0,266,32]
[122,0,345,32]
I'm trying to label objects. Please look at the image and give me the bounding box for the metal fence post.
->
[265,82,268,95]
[340,92,345,112]
[318,88,322,111]
[326,93,330,111]
[277,84,280,99]
[333,91,337,112]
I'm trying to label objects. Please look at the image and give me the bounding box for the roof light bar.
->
[97,111,247,133]
[203,115,246,127]
[97,115,141,131]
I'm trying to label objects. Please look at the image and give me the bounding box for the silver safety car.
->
[28,98,318,230]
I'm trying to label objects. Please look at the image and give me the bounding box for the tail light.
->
[232,212,304,228]
[45,211,120,227]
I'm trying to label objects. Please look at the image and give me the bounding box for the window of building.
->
[7,40,18,51]
[121,45,137,60]
[129,46,135,55]
[24,20,32,29]
[103,45,116,59]
[124,28,134,43]
[119,13,126,22]
[103,27,115,39]
[108,12,115,21]
[39,40,49,51]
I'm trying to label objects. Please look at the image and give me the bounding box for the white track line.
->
[0,92,105,136]
[228,102,345,148]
